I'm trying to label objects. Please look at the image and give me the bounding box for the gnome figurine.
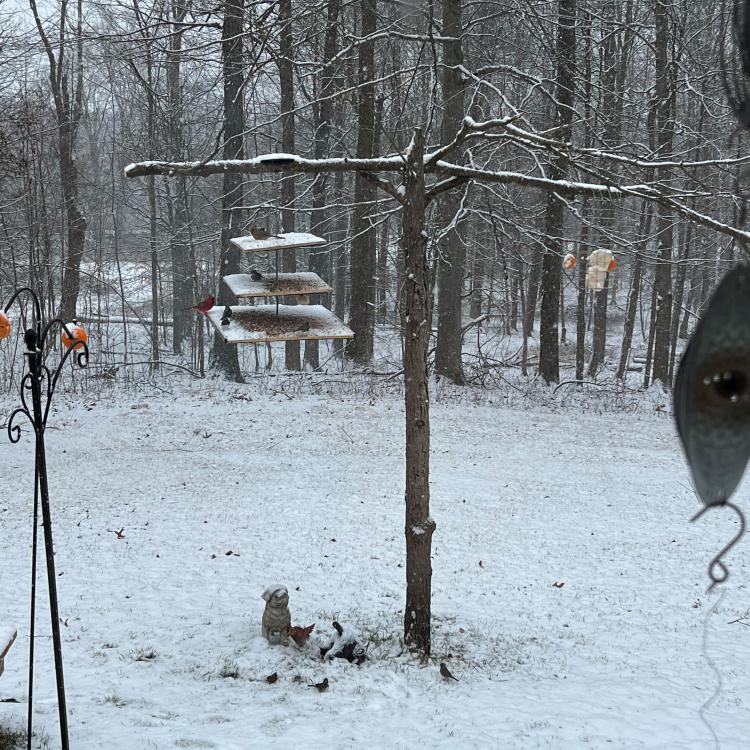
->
[261,585,291,646]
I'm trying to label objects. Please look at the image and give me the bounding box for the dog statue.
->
[261,585,291,646]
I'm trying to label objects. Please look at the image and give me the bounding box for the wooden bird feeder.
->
[230,231,326,253]
[218,231,350,346]
[224,271,332,300]
[207,304,353,344]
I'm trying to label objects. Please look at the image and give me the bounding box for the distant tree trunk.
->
[588,0,634,377]
[575,234,587,381]
[278,0,301,370]
[668,220,692,383]
[210,0,244,382]
[650,0,675,385]
[575,6,592,383]
[305,0,341,370]
[469,247,485,320]
[347,0,378,364]
[616,202,651,380]
[166,3,192,353]
[435,0,467,384]
[377,216,389,323]
[29,0,87,321]
[538,0,576,383]
[401,128,435,657]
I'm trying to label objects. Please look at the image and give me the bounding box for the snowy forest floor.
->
[0,378,749,749]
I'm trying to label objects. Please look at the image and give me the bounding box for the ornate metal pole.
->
[3,288,89,750]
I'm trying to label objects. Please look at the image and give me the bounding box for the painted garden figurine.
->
[261,586,291,646]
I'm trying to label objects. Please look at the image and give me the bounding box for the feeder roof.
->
[230,232,326,253]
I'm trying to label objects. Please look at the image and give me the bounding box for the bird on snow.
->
[440,663,459,682]
[250,269,263,282]
[250,226,282,241]
[309,677,329,692]
[265,672,278,684]
[221,305,233,326]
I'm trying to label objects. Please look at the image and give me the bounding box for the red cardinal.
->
[190,295,215,313]
[290,623,315,647]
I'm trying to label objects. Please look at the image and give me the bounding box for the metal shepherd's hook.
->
[691,501,747,592]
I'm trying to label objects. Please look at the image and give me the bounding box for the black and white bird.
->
[221,305,233,326]
[309,677,329,692]
[440,663,459,682]
[250,226,282,241]
[250,269,263,282]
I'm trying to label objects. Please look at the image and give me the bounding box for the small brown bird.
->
[265,672,278,684]
[190,295,215,314]
[440,663,459,682]
[309,678,329,692]
[250,269,263,282]
[221,305,233,326]
[250,226,282,241]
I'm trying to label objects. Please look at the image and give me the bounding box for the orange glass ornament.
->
[61,323,88,350]
[0,311,10,341]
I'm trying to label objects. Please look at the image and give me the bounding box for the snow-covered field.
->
[1,380,749,749]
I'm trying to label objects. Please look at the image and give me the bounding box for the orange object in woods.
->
[563,253,577,270]
[0,311,10,341]
[608,258,618,272]
[61,323,88,350]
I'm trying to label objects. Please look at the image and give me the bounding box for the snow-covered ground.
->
[0,380,749,749]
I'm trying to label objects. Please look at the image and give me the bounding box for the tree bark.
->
[29,0,87,321]
[346,0,378,364]
[650,0,675,385]
[279,0,301,370]
[435,0,467,384]
[402,128,434,657]
[210,0,244,382]
[305,0,341,370]
[538,0,576,383]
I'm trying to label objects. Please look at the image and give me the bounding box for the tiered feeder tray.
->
[224,272,332,300]
[230,232,327,253]
[207,304,353,344]
[215,231,352,346]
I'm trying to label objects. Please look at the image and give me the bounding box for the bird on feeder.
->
[250,269,263,282]
[221,306,233,326]
[250,226,282,241]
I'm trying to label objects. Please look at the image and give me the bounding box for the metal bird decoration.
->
[674,265,750,588]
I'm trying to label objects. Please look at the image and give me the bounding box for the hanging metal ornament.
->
[674,265,750,590]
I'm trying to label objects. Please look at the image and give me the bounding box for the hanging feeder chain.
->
[3,287,90,750]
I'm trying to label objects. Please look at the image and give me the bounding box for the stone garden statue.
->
[261,585,291,645]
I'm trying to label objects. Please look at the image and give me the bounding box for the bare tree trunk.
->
[435,0,467,383]
[210,0,245,382]
[279,0,301,370]
[538,0,576,383]
[616,203,651,380]
[402,128,434,657]
[347,0,378,364]
[166,2,192,353]
[668,220,692,383]
[29,0,87,321]
[650,0,675,385]
[305,0,341,370]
